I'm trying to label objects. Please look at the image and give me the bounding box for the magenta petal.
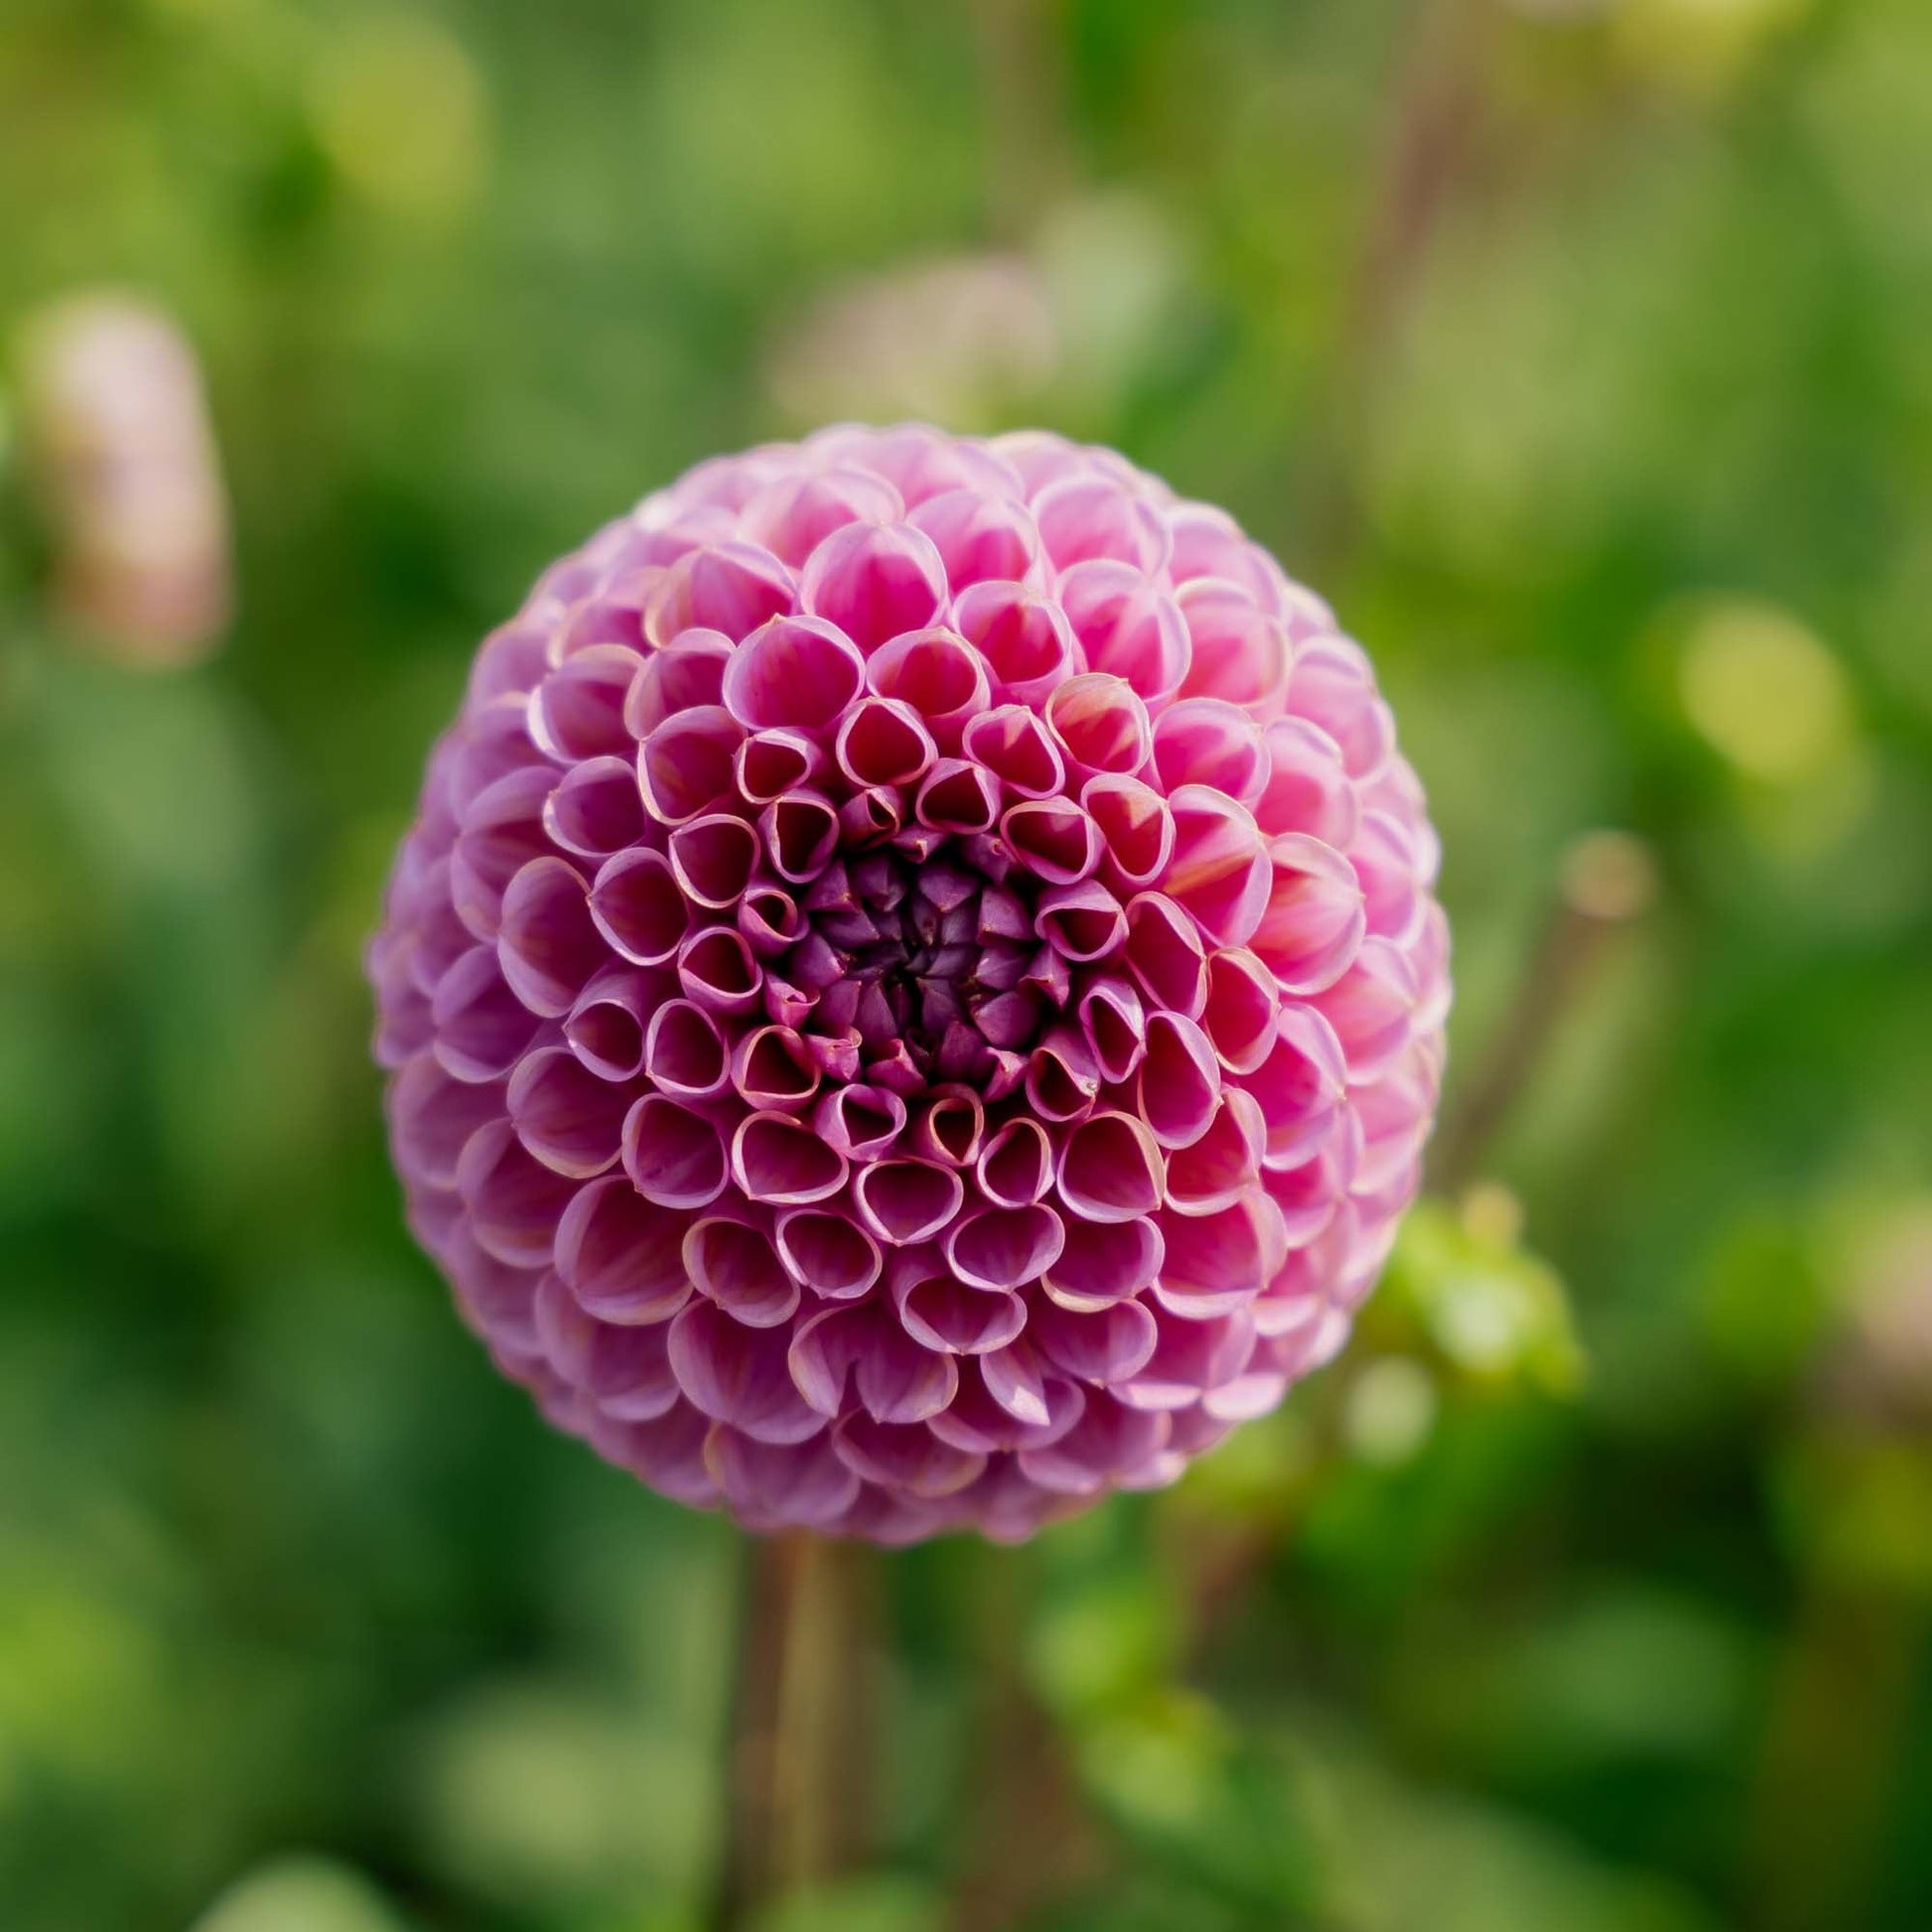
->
[456,1119,579,1268]
[507,1045,628,1177]
[952,582,1077,706]
[668,1300,822,1443]
[1046,673,1152,779]
[1057,1111,1166,1224]
[684,1212,800,1328]
[621,1094,729,1210]
[590,849,688,967]
[707,1424,860,1529]
[775,1208,882,1302]
[853,1158,966,1246]
[833,1413,984,1499]
[732,1111,848,1205]
[638,706,743,826]
[800,519,948,652]
[976,1116,1053,1208]
[722,614,866,732]
[553,1175,693,1324]
[946,1203,1065,1292]
[497,857,606,1019]
[668,812,760,910]
[1041,1214,1164,1311]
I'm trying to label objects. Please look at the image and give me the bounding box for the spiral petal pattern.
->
[369,425,1449,1543]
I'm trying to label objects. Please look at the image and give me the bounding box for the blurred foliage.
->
[2,0,1930,1928]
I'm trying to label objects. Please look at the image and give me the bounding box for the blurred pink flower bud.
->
[17,293,231,666]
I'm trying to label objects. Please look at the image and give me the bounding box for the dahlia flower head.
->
[369,424,1449,1544]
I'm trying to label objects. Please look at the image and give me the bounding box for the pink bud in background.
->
[368,425,1449,1543]
[15,293,232,667]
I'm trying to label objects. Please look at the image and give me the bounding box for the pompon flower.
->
[369,424,1449,1544]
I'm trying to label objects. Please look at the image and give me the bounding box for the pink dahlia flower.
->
[368,425,1449,1543]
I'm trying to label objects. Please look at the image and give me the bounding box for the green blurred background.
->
[3,0,1931,1927]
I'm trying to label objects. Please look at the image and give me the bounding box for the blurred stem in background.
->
[1432,831,1660,1193]
[716,1532,881,1930]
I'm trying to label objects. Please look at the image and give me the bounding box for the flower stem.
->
[715,1531,879,1929]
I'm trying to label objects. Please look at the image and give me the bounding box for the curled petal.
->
[622,1094,729,1209]
[1285,637,1394,781]
[1162,785,1271,950]
[800,519,948,651]
[854,1158,966,1246]
[528,644,643,762]
[1027,1027,1100,1124]
[738,884,805,957]
[1136,1009,1221,1149]
[669,812,760,910]
[951,582,1076,706]
[1201,948,1280,1075]
[1153,697,1269,804]
[1237,1003,1347,1170]
[1056,560,1189,705]
[432,945,541,1083]
[1083,775,1174,897]
[735,727,824,806]
[676,925,763,1017]
[961,703,1065,799]
[543,755,646,861]
[947,1203,1065,1292]
[1057,1111,1165,1224]
[1251,834,1366,994]
[590,849,687,967]
[534,1279,679,1420]
[1040,1214,1164,1311]
[1019,1390,1171,1495]
[644,540,794,646]
[685,1212,801,1328]
[893,1258,1029,1356]
[741,466,901,565]
[507,1045,628,1177]
[668,1301,822,1444]
[590,1400,718,1508]
[834,1413,984,1498]
[1120,1309,1257,1412]
[639,706,744,826]
[1154,1192,1287,1318]
[912,1086,984,1168]
[732,1110,848,1205]
[623,628,732,738]
[552,1174,693,1324]
[707,1424,861,1528]
[723,614,867,732]
[1002,797,1102,886]
[1034,475,1170,575]
[867,627,991,753]
[1122,893,1208,1019]
[976,1116,1053,1208]
[1030,1294,1160,1384]
[456,1119,578,1269]
[643,998,730,1100]
[914,757,1002,835]
[1035,879,1127,964]
[1174,580,1289,718]
[497,857,605,1019]
[908,485,1040,587]
[1045,673,1152,779]
[1077,977,1148,1084]
[759,790,842,883]
[1163,1089,1265,1216]
[813,1082,907,1161]
[727,1025,819,1114]
[775,1208,882,1302]
[836,696,937,789]
[789,1302,956,1425]
[1255,715,1358,848]
[1311,937,1419,1085]
[389,1052,505,1190]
